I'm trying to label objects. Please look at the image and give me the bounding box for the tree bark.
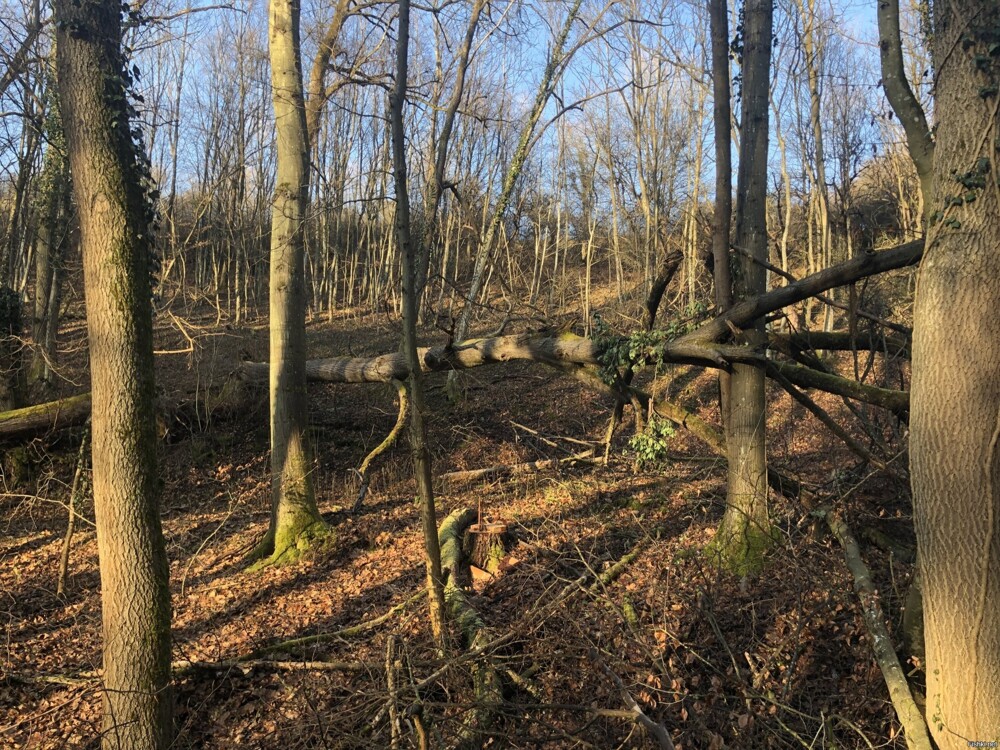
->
[54,0,172,744]
[256,0,327,566]
[0,288,25,411]
[909,1,1000,744]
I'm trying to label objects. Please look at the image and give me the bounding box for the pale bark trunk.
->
[415,0,485,311]
[54,0,172,744]
[451,0,583,347]
[258,0,327,565]
[909,1,1000,743]
[876,0,934,211]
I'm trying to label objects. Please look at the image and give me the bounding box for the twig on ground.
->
[253,588,427,657]
[386,635,400,750]
[172,658,374,676]
[593,651,675,750]
[57,425,89,597]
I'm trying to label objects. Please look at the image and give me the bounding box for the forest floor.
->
[0,296,917,749]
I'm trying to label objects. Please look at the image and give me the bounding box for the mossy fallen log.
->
[438,507,504,748]
[0,376,259,446]
[0,393,91,443]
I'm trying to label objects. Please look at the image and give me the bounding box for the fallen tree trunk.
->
[0,377,259,445]
[771,330,911,359]
[822,510,932,750]
[679,240,923,345]
[239,332,605,384]
[0,393,90,443]
[239,242,923,385]
[772,361,909,419]
[247,336,908,417]
[8,246,916,446]
[438,450,596,486]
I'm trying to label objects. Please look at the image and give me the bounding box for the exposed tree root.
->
[353,378,408,512]
[821,509,932,750]
[245,517,330,570]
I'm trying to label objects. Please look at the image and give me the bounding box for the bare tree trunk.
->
[1,0,41,290]
[391,0,448,647]
[0,288,25,411]
[54,0,172,743]
[709,0,733,433]
[795,0,833,327]
[708,0,774,574]
[254,0,327,566]
[909,1,1000,744]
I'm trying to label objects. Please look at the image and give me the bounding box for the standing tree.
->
[707,0,774,573]
[909,0,1000,744]
[390,0,448,646]
[708,0,732,423]
[254,0,328,565]
[31,58,71,387]
[53,0,172,746]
